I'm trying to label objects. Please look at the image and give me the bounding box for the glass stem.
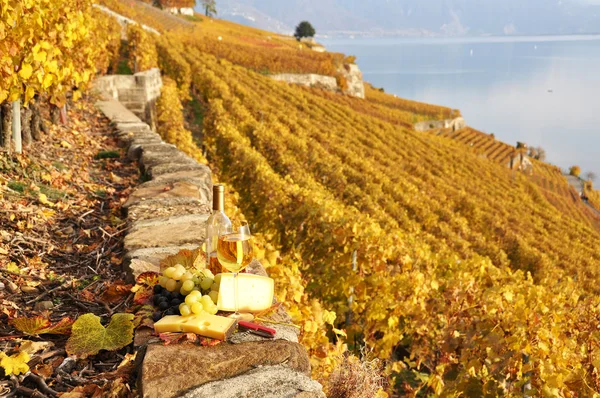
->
[234,272,239,315]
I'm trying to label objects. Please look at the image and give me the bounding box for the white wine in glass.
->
[217,221,253,318]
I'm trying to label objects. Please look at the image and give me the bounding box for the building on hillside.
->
[158,0,195,16]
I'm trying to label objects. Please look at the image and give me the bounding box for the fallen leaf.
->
[60,140,72,149]
[33,363,54,378]
[133,305,154,329]
[0,350,30,376]
[159,249,205,274]
[61,384,103,398]
[65,313,134,358]
[11,316,75,335]
[100,282,133,304]
[19,340,52,355]
[131,272,159,305]
[158,332,197,345]
[38,193,55,207]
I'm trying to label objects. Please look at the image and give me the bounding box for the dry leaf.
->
[65,313,134,358]
[19,340,52,355]
[11,316,75,335]
[0,351,30,376]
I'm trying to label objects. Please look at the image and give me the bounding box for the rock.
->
[152,167,212,186]
[147,162,207,178]
[339,63,365,99]
[34,301,54,312]
[140,341,312,398]
[125,244,201,267]
[181,365,325,398]
[0,282,5,291]
[96,99,142,124]
[123,181,209,209]
[140,148,197,172]
[270,74,337,92]
[126,258,159,281]
[128,142,179,161]
[124,214,209,251]
[127,197,211,222]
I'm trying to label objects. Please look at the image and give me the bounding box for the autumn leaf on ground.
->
[159,249,205,273]
[0,350,30,376]
[158,332,197,345]
[66,313,134,358]
[131,272,159,305]
[133,305,154,329]
[100,282,133,304]
[61,384,103,398]
[19,340,52,355]
[38,193,55,207]
[11,316,75,335]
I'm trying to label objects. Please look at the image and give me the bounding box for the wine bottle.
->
[206,184,232,274]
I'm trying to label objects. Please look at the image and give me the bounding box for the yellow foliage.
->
[156,77,206,164]
[127,24,158,73]
[0,351,30,376]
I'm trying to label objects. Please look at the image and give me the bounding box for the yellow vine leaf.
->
[65,313,134,359]
[38,193,54,207]
[18,63,33,80]
[0,351,30,376]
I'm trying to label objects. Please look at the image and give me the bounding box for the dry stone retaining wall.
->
[95,69,162,131]
[95,97,325,398]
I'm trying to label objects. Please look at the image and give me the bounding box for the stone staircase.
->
[95,96,325,397]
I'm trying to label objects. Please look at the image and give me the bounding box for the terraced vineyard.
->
[95,3,600,394]
[435,127,517,166]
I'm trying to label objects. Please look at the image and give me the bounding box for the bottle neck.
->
[213,190,225,212]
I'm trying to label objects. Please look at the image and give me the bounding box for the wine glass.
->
[217,220,253,318]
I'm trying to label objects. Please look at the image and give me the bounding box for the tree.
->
[585,171,597,183]
[569,165,581,177]
[201,0,216,17]
[294,21,316,40]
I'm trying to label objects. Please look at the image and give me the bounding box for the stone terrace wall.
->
[414,116,466,132]
[95,98,325,398]
[95,69,162,131]
[270,73,338,92]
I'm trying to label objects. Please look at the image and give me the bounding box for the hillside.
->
[5,0,600,395]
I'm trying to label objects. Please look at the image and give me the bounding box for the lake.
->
[321,35,600,175]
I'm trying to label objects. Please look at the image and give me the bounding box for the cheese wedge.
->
[154,314,237,340]
[216,273,274,313]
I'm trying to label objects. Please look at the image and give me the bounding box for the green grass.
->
[96,150,120,159]
[7,181,26,193]
[38,184,66,200]
[52,161,68,171]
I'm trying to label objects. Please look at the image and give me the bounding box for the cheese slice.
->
[154,314,237,340]
[216,273,274,313]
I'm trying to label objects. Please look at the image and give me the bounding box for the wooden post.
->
[345,249,358,326]
[12,100,21,154]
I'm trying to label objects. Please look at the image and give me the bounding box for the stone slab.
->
[181,365,325,398]
[140,341,312,398]
[140,151,198,172]
[96,99,142,123]
[127,197,211,222]
[124,214,209,251]
[123,181,208,209]
[147,162,208,178]
[129,142,180,161]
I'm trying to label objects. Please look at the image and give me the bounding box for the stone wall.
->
[95,98,325,398]
[270,73,338,92]
[414,116,466,132]
[94,69,163,131]
[270,63,366,99]
[339,63,365,99]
